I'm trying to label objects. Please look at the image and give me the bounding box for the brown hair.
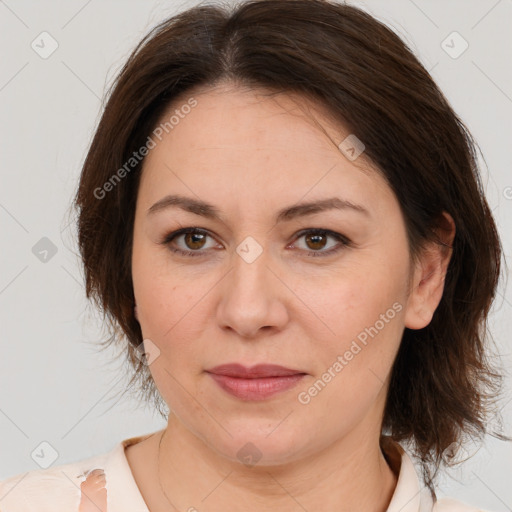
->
[72,0,506,491]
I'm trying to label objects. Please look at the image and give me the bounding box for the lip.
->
[206,364,307,401]
[207,363,304,378]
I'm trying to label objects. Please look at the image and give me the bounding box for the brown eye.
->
[183,231,207,250]
[162,228,217,257]
[292,228,351,258]
[161,227,350,259]
[304,233,328,251]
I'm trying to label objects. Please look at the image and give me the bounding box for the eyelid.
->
[161,227,220,255]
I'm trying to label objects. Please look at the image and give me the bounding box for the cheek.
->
[132,245,223,382]
[135,274,210,345]
[298,261,408,389]
[132,235,203,333]
[293,270,406,431]
[301,264,405,338]
[132,264,214,413]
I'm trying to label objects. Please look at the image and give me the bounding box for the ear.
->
[404,212,456,330]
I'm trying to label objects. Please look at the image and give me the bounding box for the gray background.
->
[0,0,511,510]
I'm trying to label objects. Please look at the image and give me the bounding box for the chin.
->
[200,419,314,467]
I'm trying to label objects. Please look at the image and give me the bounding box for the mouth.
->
[205,363,307,401]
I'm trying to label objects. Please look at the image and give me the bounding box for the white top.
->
[0,431,487,511]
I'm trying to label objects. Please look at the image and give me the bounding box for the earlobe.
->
[404,212,456,330]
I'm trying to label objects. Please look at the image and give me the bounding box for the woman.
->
[0,0,507,510]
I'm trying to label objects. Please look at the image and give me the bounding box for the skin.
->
[127,81,454,512]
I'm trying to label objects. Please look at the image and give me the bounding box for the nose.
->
[216,244,289,339]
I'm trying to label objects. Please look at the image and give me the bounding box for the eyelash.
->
[160,227,351,258]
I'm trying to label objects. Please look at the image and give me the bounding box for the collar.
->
[108,432,435,512]
[102,433,154,511]
[383,437,435,512]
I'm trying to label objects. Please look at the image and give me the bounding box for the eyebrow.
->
[147,194,369,222]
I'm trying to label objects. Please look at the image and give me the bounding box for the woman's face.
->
[131,83,427,465]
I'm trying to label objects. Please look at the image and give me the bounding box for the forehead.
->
[149,83,363,161]
[137,83,394,217]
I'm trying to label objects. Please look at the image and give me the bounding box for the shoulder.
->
[434,497,492,512]
[0,450,109,511]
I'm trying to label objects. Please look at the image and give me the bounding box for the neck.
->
[154,415,398,512]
